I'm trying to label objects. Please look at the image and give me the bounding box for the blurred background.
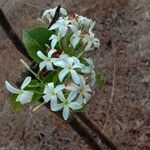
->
[0,0,150,149]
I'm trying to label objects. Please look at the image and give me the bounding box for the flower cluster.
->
[5,7,101,120]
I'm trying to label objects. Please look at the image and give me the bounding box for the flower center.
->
[63,99,69,105]
[67,64,72,70]
[50,91,55,96]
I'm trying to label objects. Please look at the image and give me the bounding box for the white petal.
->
[85,41,92,51]
[50,95,57,102]
[68,57,74,66]
[48,49,56,58]
[53,60,66,68]
[37,51,47,60]
[5,81,20,94]
[49,34,57,41]
[47,83,54,90]
[68,102,82,110]
[50,98,57,109]
[51,58,58,63]
[70,36,80,49]
[69,24,78,32]
[60,8,67,16]
[44,85,50,94]
[50,7,56,17]
[77,95,84,105]
[72,57,80,64]
[39,61,47,71]
[16,91,33,104]
[49,22,59,30]
[59,68,69,82]
[52,104,63,111]
[68,91,77,102]
[57,91,65,102]
[70,70,80,84]
[81,66,91,73]
[63,106,70,120]
[93,39,100,48]
[21,76,31,89]
[43,94,50,103]
[59,54,69,61]
[46,62,54,70]
[54,84,65,93]
[83,92,91,101]
[72,63,82,69]
[51,38,58,49]
[59,26,68,37]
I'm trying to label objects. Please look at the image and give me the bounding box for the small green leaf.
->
[95,70,105,90]
[23,27,53,62]
[43,71,60,84]
[10,94,23,111]
[32,92,43,103]
[43,71,57,83]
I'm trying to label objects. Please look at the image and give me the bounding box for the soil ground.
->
[0,0,150,149]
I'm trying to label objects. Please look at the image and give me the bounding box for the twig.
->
[102,40,117,133]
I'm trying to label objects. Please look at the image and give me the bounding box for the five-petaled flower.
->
[49,17,77,37]
[37,49,57,71]
[52,91,82,120]
[43,82,65,109]
[82,30,100,51]
[5,76,34,104]
[42,7,67,23]
[69,76,91,105]
[54,56,83,84]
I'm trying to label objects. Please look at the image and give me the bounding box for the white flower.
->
[37,49,57,71]
[43,83,65,108]
[81,58,96,86]
[5,77,33,104]
[54,57,83,84]
[42,7,67,23]
[49,33,61,49]
[69,76,91,105]
[52,91,82,120]
[82,30,100,51]
[78,16,93,28]
[49,17,77,37]
[70,30,81,49]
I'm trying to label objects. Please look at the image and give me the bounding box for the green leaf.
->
[95,70,105,90]
[32,92,43,103]
[23,27,53,62]
[10,94,23,111]
[43,70,60,84]
[43,71,57,83]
